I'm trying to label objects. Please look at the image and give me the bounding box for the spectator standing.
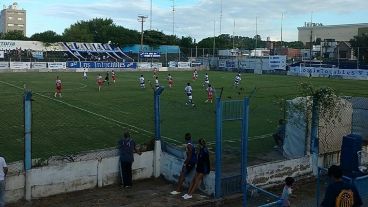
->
[321,165,363,207]
[0,155,8,207]
[171,133,197,195]
[118,132,141,188]
[183,138,210,199]
[273,119,286,149]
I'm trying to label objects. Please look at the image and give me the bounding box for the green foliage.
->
[350,34,368,63]
[0,30,27,40]
[30,30,63,43]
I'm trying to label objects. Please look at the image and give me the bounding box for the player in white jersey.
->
[185,83,195,107]
[97,74,103,92]
[155,76,160,90]
[203,73,209,87]
[83,69,87,80]
[139,75,145,88]
[234,73,241,88]
[112,70,116,84]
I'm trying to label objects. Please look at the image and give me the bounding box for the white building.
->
[298,23,368,44]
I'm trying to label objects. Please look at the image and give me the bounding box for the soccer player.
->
[83,69,87,80]
[112,70,116,84]
[153,67,158,78]
[234,73,241,88]
[167,73,173,88]
[139,75,145,88]
[155,76,160,90]
[203,73,209,87]
[104,71,110,85]
[192,69,198,81]
[205,84,214,103]
[97,74,103,92]
[54,76,62,98]
[185,82,195,107]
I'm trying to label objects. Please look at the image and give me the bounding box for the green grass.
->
[1,71,368,162]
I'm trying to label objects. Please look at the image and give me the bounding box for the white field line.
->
[0,80,154,137]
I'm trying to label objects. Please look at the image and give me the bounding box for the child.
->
[205,84,214,103]
[155,76,160,90]
[185,83,195,107]
[192,69,198,81]
[203,73,209,87]
[139,75,145,88]
[167,74,173,88]
[234,73,241,88]
[104,71,110,85]
[281,177,295,207]
[183,138,210,199]
[97,74,103,92]
[54,76,62,97]
[112,70,116,84]
[83,69,87,80]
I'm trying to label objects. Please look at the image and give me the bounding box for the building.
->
[0,2,26,35]
[298,23,368,45]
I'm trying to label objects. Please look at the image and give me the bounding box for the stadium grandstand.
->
[0,40,133,62]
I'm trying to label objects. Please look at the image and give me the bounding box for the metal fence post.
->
[24,90,32,201]
[215,97,223,198]
[241,97,249,207]
[310,97,320,206]
[153,87,164,178]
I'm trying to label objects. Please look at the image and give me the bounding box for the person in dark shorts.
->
[273,119,286,149]
[170,133,197,195]
[321,165,363,207]
[104,71,110,85]
[183,138,210,199]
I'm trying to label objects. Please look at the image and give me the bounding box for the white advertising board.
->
[48,62,66,69]
[0,62,9,69]
[177,62,191,68]
[32,62,47,69]
[10,62,31,69]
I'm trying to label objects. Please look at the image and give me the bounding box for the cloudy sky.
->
[7,0,368,42]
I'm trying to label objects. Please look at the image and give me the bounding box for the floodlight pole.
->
[150,0,152,30]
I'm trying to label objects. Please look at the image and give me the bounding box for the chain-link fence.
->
[0,80,24,162]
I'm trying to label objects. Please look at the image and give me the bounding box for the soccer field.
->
[1,71,368,162]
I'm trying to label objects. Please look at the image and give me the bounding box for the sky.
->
[5,0,368,42]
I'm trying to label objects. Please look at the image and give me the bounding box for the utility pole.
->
[150,0,152,30]
[233,19,235,49]
[281,12,283,48]
[309,12,313,67]
[219,0,223,35]
[213,18,216,58]
[138,15,148,52]
[171,0,175,36]
[255,16,258,57]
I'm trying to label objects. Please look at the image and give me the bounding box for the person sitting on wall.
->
[273,119,286,149]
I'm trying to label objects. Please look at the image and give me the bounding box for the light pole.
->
[150,0,152,30]
[138,15,148,52]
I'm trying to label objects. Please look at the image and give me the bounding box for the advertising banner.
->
[66,61,137,69]
[0,62,9,69]
[289,66,368,79]
[177,62,191,68]
[0,51,4,59]
[32,62,47,69]
[269,55,286,70]
[140,52,161,58]
[10,62,30,69]
[48,62,66,69]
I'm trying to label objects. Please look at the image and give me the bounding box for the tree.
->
[0,30,27,40]
[30,30,62,43]
[350,34,368,63]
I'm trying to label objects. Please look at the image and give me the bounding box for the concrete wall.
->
[4,151,153,204]
[247,156,312,187]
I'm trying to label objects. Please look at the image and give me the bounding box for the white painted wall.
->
[4,151,153,204]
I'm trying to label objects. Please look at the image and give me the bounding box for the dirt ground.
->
[7,178,321,207]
